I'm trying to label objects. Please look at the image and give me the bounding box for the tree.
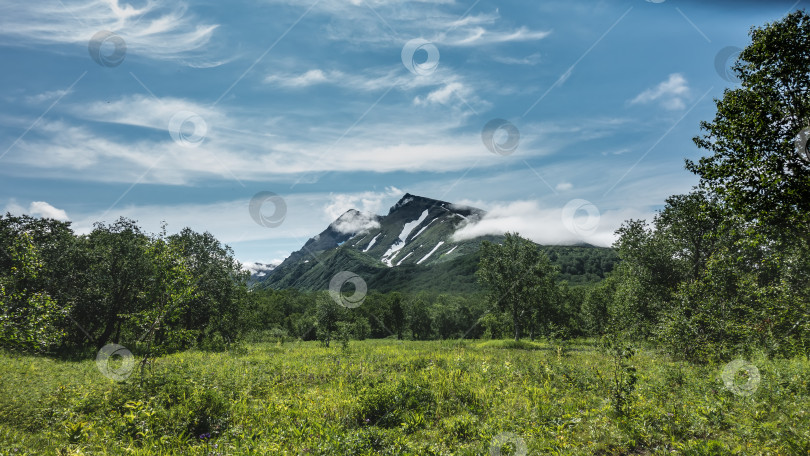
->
[0,232,67,352]
[169,228,250,346]
[408,295,433,340]
[687,10,810,243]
[655,191,726,281]
[476,232,556,341]
[609,191,726,338]
[138,227,196,355]
[81,218,152,348]
[389,292,405,340]
[315,292,342,347]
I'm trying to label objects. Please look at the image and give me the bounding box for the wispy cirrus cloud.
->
[263,0,551,49]
[1,93,496,184]
[0,0,222,66]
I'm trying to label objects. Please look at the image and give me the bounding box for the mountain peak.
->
[388,193,451,215]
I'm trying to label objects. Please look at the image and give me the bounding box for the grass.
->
[0,339,808,455]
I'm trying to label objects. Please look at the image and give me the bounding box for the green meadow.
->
[1,339,808,455]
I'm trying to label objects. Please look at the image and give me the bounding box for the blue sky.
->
[0,0,802,268]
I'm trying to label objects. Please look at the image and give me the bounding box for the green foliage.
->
[0,232,66,353]
[477,232,557,341]
[0,339,808,454]
[600,335,637,417]
[0,215,251,355]
[687,10,810,242]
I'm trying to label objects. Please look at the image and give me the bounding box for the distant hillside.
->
[256,194,618,292]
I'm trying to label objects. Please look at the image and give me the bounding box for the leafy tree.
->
[169,228,249,346]
[476,232,556,341]
[655,191,727,281]
[315,292,342,347]
[408,295,433,340]
[80,218,152,348]
[0,232,66,352]
[138,228,196,355]
[389,292,405,340]
[687,10,810,243]
[582,276,616,336]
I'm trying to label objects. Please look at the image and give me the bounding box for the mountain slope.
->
[256,193,618,292]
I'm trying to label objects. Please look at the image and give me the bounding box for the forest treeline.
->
[0,213,601,355]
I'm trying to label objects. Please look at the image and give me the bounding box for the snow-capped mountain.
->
[257,193,490,290]
[255,193,617,292]
[282,193,482,267]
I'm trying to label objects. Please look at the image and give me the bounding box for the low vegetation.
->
[2,339,809,455]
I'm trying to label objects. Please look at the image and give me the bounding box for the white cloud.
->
[451,200,647,247]
[330,211,381,234]
[555,182,573,191]
[442,25,552,46]
[25,89,73,105]
[264,69,338,88]
[0,0,221,66]
[2,92,500,184]
[323,187,402,222]
[630,73,691,111]
[414,82,468,105]
[492,53,542,65]
[29,201,70,221]
[263,1,551,48]
[3,200,70,221]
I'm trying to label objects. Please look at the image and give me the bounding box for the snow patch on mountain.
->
[417,241,444,265]
[363,232,381,252]
[396,250,416,266]
[411,218,437,240]
[444,245,458,256]
[382,209,429,266]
